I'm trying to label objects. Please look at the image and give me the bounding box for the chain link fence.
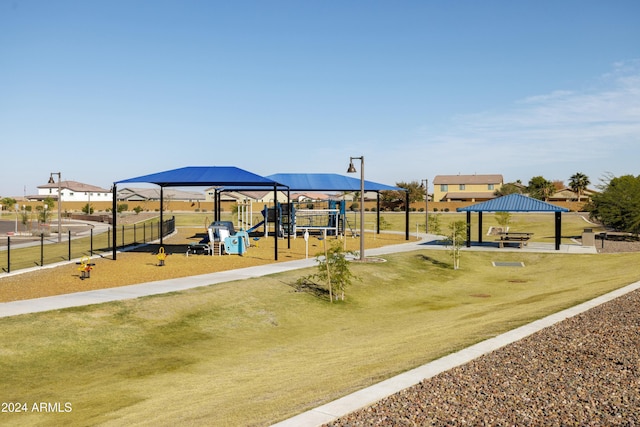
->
[1,217,175,274]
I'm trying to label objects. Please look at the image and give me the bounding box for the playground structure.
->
[185,199,355,257]
[188,221,250,256]
[241,200,354,239]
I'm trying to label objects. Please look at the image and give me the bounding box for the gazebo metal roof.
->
[456,194,569,250]
[457,194,569,213]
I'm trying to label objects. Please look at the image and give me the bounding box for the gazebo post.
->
[555,211,562,250]
[478,211,483,244]
[466,211,471,247]
[405,191,410,241]
[376,193,381,234]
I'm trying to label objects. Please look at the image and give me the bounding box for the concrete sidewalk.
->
[0,236,596,318]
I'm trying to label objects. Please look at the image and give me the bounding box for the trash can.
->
[582,228,595,247]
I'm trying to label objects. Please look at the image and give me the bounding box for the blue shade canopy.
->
[457,194,570,212]
[264,173,402,192]
[115,166,280,187]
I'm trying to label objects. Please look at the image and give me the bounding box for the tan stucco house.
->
[433,174,503,202]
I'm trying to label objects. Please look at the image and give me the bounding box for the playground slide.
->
[247,220,265,234]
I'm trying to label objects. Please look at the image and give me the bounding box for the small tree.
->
[494,211,511,233]
[378,216,390,231]
[20,210,30,232]
[133,206,143,215]
[36,205,51,224]
[444,220,466,270]
[117,203,128,214]
[1,197,17,211]
[428,213,442,235]
[297,241,359,302]
[82,203,94,214]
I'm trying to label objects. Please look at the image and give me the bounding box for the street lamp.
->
[48,172,62,243]
[347,156,365,261]
[421,178,429,234]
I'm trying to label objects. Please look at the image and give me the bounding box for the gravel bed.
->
[327,288,640,426]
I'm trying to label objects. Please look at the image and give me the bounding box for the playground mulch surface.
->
[0,228,407,302]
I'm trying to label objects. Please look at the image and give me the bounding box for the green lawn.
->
[1,248,638,426]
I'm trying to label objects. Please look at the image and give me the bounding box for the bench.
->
[496,232,533,248]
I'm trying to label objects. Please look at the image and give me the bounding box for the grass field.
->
[1,242,638,426]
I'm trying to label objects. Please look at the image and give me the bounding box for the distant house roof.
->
[457,194,569,212]
[433,174,503,185]
[38,180,111,193]
[118,187,205,201]
[291,192,332,202]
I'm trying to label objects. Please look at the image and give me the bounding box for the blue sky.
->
[1,0,639,197]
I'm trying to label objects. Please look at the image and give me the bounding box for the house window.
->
[488,184,494,190]
[440,184,448,192]
[459,184,465,190]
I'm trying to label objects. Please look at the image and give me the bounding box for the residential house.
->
[433,174,503,202]
[548,187,598,203]
[35,180,112,202]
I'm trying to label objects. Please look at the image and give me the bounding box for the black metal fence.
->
[1,217,175,274]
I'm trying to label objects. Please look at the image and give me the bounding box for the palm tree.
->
[569,172,590,202]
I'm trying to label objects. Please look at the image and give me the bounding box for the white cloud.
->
[379,61,640,186]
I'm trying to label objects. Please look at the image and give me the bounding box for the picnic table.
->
[496,232,533,248]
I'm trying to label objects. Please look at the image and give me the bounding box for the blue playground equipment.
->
[245,200,348,238]
[188,221,250,256]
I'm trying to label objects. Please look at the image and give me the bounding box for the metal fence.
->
[1,217,175,274]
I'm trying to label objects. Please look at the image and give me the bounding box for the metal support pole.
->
[112,184,117,260]
[347,156,365,260]
[555,211,562,250]
[422,179,429,234]
[466,211,471,248]
[405,191,409,241]
[7,236,10,273]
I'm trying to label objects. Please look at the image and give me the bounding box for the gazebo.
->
[457,194,570,250]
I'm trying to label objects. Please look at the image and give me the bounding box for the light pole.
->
[48,172,62,243]
[347,156,365,261]
[421,178,429,234]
